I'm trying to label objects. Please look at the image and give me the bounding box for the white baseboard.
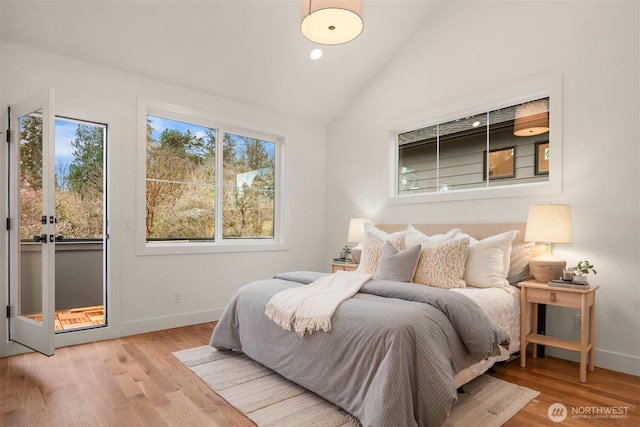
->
[546,347,640,377]
[118,307,224,338]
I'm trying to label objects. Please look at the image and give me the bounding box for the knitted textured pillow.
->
[413,237,470,289]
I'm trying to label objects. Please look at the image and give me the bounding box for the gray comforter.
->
[211,271,510,427]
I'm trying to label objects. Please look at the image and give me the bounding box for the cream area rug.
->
[173,346,539,427]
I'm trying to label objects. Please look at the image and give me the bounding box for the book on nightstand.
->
[332,258,355,264]
[549,279,590,289]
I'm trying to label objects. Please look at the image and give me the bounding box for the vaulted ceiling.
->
[1,0,438,124]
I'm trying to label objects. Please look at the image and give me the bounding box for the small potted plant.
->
[343,245,353,262]
[568,260,597,284]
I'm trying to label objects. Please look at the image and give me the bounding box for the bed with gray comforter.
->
[210,271,510,427]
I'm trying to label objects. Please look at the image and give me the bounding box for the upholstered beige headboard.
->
[376,223,527,244]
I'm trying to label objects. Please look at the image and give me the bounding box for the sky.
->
[147,115,211,142]
[54,118,77,168]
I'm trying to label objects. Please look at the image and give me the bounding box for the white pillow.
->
[463,230,519,289]
[405,224,462,247]
[356,224,406,275]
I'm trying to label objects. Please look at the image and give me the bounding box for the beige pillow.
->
[464,230,519,289]
[413,237,470,289]
[357,232,406,275]
[374,241,421,282]
[356,223,406,275]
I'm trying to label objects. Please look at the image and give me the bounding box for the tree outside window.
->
[145,115,276,242]
[19,116,105,241]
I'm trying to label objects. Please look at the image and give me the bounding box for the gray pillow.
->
[374,241,421,282]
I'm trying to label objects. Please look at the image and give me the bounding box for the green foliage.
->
[19,115,277,242]
[19,115,45,239]
[221,134,275,238]
[570,260,597,276]
[146,127,275,240]
[156,128,213,163]
[68,124,104,194]
[145,121,218,239]
[19,119,105,240]
[19,115,43,189]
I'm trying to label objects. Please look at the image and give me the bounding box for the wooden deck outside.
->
[26,305,105,331]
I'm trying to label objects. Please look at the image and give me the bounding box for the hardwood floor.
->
[1,322,637,426]
[492,353,639,426]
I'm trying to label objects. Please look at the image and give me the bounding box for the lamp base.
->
[350,242,364,264]
[529,257,566,283]
[351,248,361,264]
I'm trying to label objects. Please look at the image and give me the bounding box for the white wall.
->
[325,1,639,375]
[0,41,328,355]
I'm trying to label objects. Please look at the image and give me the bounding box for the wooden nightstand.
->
[330,262,358,273]
[519,280,599,383]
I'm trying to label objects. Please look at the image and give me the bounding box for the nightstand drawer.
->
[527,287,582,308]
[330,262,358,273]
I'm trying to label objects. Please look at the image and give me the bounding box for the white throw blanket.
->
[265,270,371,336]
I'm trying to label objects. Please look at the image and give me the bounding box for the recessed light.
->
[310,48,323,60]
[472,121,481,127]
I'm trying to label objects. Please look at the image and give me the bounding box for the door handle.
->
[33,234,47,244]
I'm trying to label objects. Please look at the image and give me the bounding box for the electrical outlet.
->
[573,314,581,330]
[173,291,182,303]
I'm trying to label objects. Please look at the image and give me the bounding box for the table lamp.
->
[524,204,572,283]
[347,217,371,263]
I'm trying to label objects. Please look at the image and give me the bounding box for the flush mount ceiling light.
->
[301,0,363,45]
[514,98,549,137]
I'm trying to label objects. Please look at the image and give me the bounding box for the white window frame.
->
[136,97,286,255]
[386,74,563,204]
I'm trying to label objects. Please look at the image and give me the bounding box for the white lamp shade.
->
[347,217,371,242]
[301,0,363,45]
[525,204,571,244]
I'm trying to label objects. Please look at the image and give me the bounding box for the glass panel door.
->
[8,89,56,356]
[54,118,107,332]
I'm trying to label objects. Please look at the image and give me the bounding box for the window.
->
[397,97,549,195]
[145,116,216,241]
[55,118,106,241]
[390,76,563,204]
[222,132,276,239]
[139,99,282,252]
[19,116,105,242]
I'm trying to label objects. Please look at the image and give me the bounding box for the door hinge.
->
[6,106,11,143]
[6,305,11,318]
[5,218,10,231]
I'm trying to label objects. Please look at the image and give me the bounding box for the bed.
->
[211,223,534,427]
